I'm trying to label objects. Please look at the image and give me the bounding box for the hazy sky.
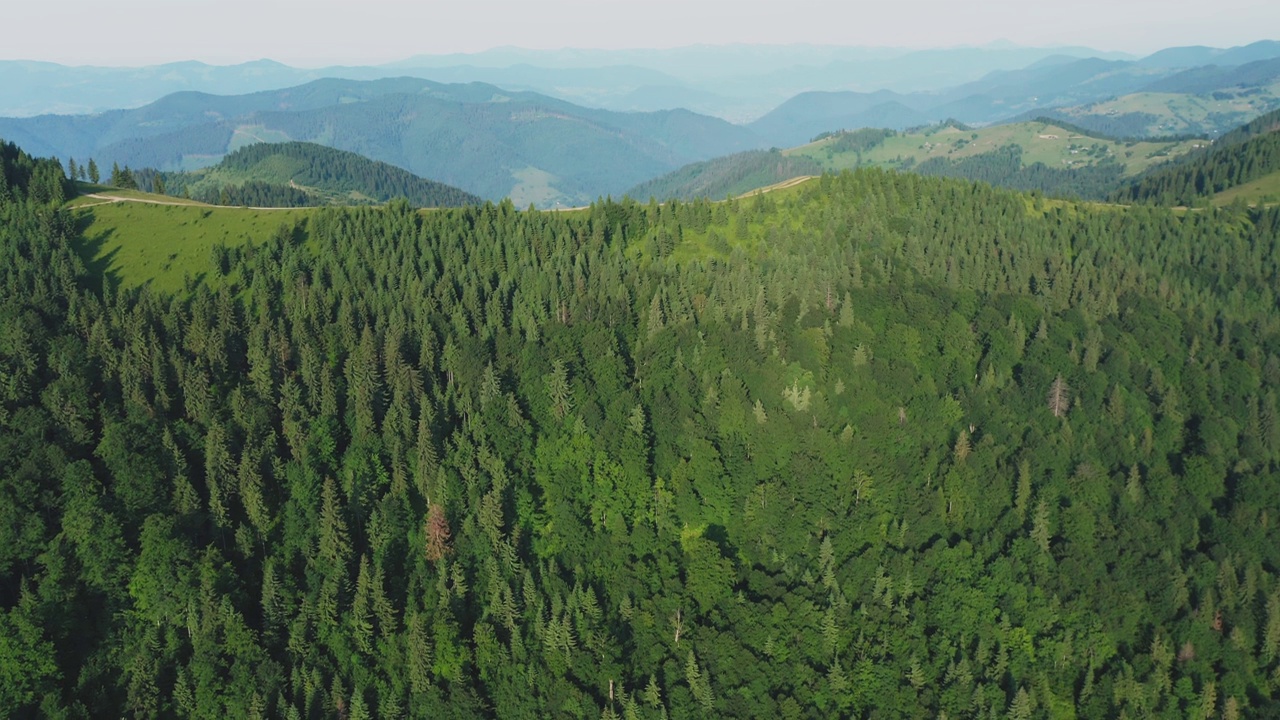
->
[7,0,1278,66]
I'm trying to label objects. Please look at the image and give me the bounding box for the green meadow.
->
[1211,170,1280,206]
[72,200,315,293]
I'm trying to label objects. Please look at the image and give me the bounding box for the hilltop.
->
[151,142,481,208]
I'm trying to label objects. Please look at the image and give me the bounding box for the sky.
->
[6,0,1279,66]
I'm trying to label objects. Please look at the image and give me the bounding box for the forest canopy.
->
[1,135,1279,719]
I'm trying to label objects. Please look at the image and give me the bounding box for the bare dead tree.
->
[1048,375,1070,418]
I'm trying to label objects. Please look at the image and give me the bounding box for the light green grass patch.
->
[1058,84,1280,136]
[72,202,314,293]
[509,167,565,209]
[229,125,293,152]
[1211,170,1280,207]
[68,187,210,208]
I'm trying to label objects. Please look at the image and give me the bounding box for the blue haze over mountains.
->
[0,43,1145,120]
[1,40,1278,206]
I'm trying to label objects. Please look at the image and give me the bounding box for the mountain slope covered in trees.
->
[2,139,1280,718]
[634,120,1203,201]
[1116,108,1280,204]
[152,142,481,208]
[0,78,765,207]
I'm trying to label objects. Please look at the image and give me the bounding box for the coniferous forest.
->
[1115,109,1280,205]
[143,143,484,209]
[912,145,1126,201]
[3,130,1280,720]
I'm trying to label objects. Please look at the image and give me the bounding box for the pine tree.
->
[351,555,375,655]
[414,403,439,500]
[644,675,662,708]
[1199,681,1217,720]
[1014,460,1032,523]
[204,422,234,527]
[546,359,573,420]
[1007,687,1032,720]
[685,650,713,711]
[238,445,269,535]
[1263,589,1280,663]
[88,158,100,184]
[647,292,665,338]
[1125,464,1143,505]
[1031,500,1052,555]
[319,477,353,574]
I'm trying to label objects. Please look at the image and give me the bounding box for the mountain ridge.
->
[0,77,766,206]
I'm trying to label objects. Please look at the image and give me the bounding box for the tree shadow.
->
[69,208,122,291]
[703,523,738,560]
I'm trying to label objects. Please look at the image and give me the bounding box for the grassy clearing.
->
[660,178,822,265]
[786,121,1203,177]
[1060,85,1280,136]
[68,186,210,208]
[71,201,315,293]
[509,166,565,209]
[1211,170,1280,207]
[733,175,818,199]
[229,125,293,153]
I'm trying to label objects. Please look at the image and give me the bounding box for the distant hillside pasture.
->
[1115,109,1280,205]
[1210,169,1280,206]
[623,120,1206,204]
[1034,81,1280,137]
[625,149,823,201]
[789,121,1203,178]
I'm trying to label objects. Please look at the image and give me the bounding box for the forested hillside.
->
[151,142,482,208]
[910,145,1126,199]
[0,78,765,207]
[3,139,1280,718]
[640,120,1199,202]
[1114,108,1280,205]
[624,150,822,201]
[0,140,75,205]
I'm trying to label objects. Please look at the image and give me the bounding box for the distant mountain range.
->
[748,43,1280,146]
[2,41,1279,206]
[0,43,1140,122]
[0,78,762,206]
